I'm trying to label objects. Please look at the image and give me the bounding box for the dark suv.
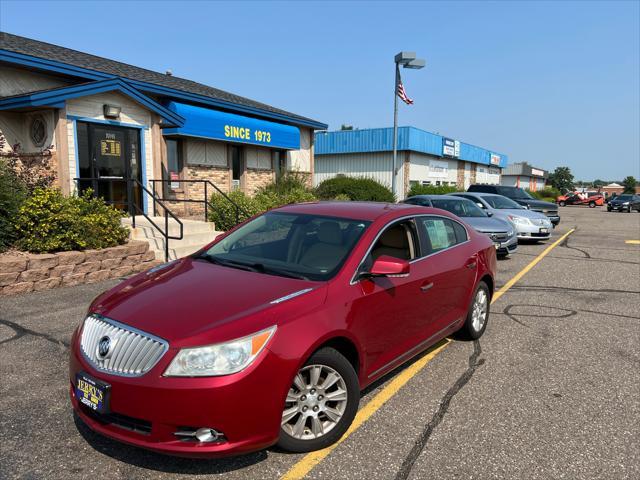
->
[467,185,560,226]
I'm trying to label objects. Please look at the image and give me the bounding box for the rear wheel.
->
[278,348,359,453]
[589,201,596,208]
[559,201,566,207]
[461,281,491,339]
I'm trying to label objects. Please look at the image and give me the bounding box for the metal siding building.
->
[315,127,508,197]
[500,162,548,192]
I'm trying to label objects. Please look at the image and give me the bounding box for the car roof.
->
[453,192,502,198]
[272,201,427,221]
[406,195,472,201]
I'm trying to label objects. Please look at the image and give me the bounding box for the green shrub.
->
[315,175,395,202]
[333,193,351,201]
[0,159,27,252]
[208,190,260,231]
[407,184,460,197]
[258,171,310,196]
[14,188,128,253]
[254,189,316,211]
[526,187,560,203]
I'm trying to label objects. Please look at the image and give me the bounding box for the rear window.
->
[468,185,496,193]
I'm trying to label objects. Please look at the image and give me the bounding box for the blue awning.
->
[162,101,300,150]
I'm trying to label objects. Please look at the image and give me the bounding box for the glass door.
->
[76,122,142,211]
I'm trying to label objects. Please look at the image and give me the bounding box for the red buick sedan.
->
[69,202,496,457]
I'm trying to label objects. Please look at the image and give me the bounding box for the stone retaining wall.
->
[0,240,160,296]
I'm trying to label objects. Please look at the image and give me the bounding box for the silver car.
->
[452,192,552,241]
[402,195,518,258]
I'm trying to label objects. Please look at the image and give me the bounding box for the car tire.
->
[277,348,360,453]
[559,201,566,207]
[460,281,491,340]
[589,201,595,208]
[607,206,612,212]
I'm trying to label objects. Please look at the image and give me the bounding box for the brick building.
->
[0,32,326,216]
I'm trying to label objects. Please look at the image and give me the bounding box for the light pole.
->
[392,51,425,198]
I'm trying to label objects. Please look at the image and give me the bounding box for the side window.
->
[369,221,417,262]
[417,217,467,255]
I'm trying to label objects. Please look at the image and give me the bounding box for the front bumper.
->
[515,223,552,241]
[69,335,286,458]
[496,235,518,257]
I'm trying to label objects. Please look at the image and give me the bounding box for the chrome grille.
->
[487,232,508,242]
[80,315,168,377]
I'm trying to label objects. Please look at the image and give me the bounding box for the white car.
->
[452,192,552,242]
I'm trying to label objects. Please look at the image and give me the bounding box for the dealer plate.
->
[539,228,549,234]
[75,373,110,413]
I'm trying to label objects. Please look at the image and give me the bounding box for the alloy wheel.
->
[471,289,488,332]
[281,364,348,440]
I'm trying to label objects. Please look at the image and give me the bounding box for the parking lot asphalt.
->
[1,207,638,479]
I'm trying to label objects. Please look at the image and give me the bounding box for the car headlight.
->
[164,326,276,377]
[508,215,531,226]
[623,202,630,205]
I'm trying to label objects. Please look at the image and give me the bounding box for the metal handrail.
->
[148,179,249,226]
[73,177,183,262]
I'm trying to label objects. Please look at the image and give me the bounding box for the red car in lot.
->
[69,202,496,457]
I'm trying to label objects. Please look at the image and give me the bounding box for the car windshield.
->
[500,187,534,199]
[615,195,633,201]
[431,198,488,217]
[483,195,523,209]
[199,212,371,281]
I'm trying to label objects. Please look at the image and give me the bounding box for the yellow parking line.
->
[491,228,575,304]
[280,340,450,480]
[625,240,640,245]
[281,227,576,480]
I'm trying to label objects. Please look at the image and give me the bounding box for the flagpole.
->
[392,63,399,199]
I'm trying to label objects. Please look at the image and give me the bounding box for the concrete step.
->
[122,216,216,236]
[121,216,223,261]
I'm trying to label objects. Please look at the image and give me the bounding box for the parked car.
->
[556,192,604,207]
[607,194,640,212]
[467,184,561,226]
[402,195,518,258]
[69,202,496,457]
[450,192,552,242]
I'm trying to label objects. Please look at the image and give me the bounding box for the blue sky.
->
[1,0,638,181]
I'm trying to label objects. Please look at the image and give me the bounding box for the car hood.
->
[89,258,325,346]
[495,208,549,220]
[609,199,628,205]
[463,216,512,233]
[514,198,557,210]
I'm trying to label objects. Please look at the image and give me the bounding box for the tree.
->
[622,176,637,194]
[547,167,574,193]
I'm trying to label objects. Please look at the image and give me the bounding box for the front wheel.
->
[278,348,359,453]
[589,201,596,208]
[461,281,491,339]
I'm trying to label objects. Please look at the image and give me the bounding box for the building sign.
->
[490,153,501,165]
[169,172,180,190]
[429,159,448,178]
[100,138,121,157]
[164,101,301,150]
[442,138,460,158]
[531,168,545,177]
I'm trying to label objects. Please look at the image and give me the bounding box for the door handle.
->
[420,282,434,292]
[466,261,477,270]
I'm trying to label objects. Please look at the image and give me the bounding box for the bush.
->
[526,187,560,203]
[407,184,460,197]
[258,171,310,196]
[0,159,27,252]
[14,188,128,253]
[208,190,260,231]
[315,175,395,202]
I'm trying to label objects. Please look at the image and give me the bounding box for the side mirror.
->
[486,211,493,217]
[362,255,410,279]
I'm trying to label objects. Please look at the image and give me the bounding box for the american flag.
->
[397,71,414,105]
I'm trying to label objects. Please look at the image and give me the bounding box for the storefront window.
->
[273,150,286,178]
[166,139,183,190]
[231,146,243,190]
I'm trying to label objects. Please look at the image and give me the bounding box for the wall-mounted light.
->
[103,104,121,119]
